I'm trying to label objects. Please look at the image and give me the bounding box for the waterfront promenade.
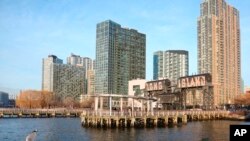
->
[1,108,248,127]
[0,108,83,118]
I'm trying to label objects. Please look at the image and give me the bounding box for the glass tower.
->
[95,20,146,95]
[153,50,188,84]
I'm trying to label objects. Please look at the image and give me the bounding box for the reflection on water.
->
[0,118,249,141]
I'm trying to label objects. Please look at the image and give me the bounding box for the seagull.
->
[26,130,37,141]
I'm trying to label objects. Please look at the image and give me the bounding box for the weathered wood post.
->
[116,118,119,128]
[173,116,178,125]
[182,115,187,124]
[154,118,158,127]
[131,117,135,127]
[100,97,103,116]
[164,116,168,126]
[120,98,123,116]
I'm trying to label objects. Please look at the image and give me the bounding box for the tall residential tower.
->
[42,55,63,92]
[67,53,94,94]
[153,50,188,84]
[198,0,241,106]
[42,55,85,99]
[67,53,94,73]
[95,20,146,95]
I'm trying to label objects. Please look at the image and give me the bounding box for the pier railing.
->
[0,108,84,118]
[83,110,230,118]
[0,108,83,113]
[0,108,232,119]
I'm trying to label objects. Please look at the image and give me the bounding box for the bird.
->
[26,130,37,141]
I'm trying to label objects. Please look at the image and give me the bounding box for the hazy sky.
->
[0,0,249,92]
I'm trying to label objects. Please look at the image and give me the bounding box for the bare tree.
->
[234,94,250,105]
[80,97,94,108]
[16,90,53,108]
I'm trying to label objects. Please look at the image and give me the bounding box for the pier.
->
[80,94,232,128]
[0,108,83,118]
[81,110,230,128]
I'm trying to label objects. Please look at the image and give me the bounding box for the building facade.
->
[0,91,9,107]
[67,53,81,66]
[153,51,164,80]
[177,73,213,109]
[42,55,63,91]
[153,50,188,84]
[87,70,95,95]
[67,53,94,74]
[42,55,85,100]
[95,20,146,95]
[198,0,241,106]
[52,64,85,99]
[241,78,244,94]
[128,79,147,109]
[67,53,94,94]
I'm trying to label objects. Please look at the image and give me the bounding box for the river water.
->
[0,118,249,141]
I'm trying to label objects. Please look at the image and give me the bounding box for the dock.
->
[80,93,238,128]
[81,110,230,128]
[0,108,83,118]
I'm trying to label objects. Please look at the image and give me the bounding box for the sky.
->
[0,0,249,94]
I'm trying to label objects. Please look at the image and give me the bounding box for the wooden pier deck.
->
[81,110,230,128]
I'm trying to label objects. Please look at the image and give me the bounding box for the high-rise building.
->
[42,55,63,91]
[153,50,188,84]
[0,91,9,107]
[153,51,164,80]
[198,0,241,106]
[95,20,146,95]
[67,53,94,73]
[87,70,95,95]
[67,53,94,94]
[42,55,85,99]
[67,53,81,66]
[241,78,244,94]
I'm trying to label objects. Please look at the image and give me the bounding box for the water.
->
[0,118,249,141]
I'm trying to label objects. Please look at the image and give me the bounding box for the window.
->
[133,85,141,96]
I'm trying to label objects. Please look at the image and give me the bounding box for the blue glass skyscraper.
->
[95,20,146,95]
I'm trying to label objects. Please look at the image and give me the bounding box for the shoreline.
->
[1,108,250,122]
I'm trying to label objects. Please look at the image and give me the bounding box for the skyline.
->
[0,0,250,92]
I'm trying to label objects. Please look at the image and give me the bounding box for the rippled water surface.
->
[0,118,249,141]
